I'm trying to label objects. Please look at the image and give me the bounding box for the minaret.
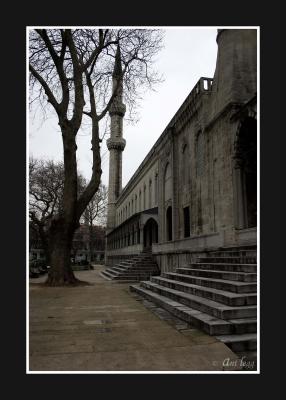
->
[106,45,126,232]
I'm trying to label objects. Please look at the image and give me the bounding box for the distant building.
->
[29,224,45,261]
[72,224,105,264]
[29,223,106,264]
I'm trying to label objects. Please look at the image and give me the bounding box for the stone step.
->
[188,262,257,273]
[207,250,257,258]
[113,274,155,281]
[209,245,256,252]
[164,272,257,293]
[100,270,116,280]
[102,251,159,281]
[197,256,256,264]
[215,333,257,352]
[108,267,157,276]
[120,260,155,266]
[118,262,136,267]
[176,268,257,282]
[107,267,157,277]
[151,276,257,306]
[127,263,158,269]
[130,284,257,336]
[113,265,158,273]
[141,281,257,320]
[113,269,159,277]
[102,270,155,281]
[225,318,257,334]
[112,265,130,272]
[134,261,157,266]
[105,268,120,276]
[128,266,160,274]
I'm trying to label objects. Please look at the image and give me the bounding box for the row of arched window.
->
[116,172,158,225]
[108,222,141,250]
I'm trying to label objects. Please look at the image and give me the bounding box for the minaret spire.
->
[106,44,126,232]
[113,45,123,78]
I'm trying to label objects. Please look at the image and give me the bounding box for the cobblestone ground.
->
[29,266,242,372]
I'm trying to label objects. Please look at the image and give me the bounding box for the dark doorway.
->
[143,218,158,249]
[183,206,190,237]
[235,117,257,228]
[166,206,173,241]
[137,223,140,244]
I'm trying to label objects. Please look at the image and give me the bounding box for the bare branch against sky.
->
[29,28,217,188]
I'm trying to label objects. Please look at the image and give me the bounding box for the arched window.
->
[182,144,189,185]
[132,225,135,245]
[137,222,140,243]
[166,206,173,241]
[164,163,172,202]
[183,206,190,237]
[154,173,158,205]
[149,179,153,208]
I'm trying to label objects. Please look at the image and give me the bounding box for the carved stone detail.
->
[107,138,126,151]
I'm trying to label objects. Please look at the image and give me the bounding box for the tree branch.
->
[29,64,60,113]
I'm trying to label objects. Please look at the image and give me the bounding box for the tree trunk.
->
[45,223,79,286]
[88,224,93,264]
[44,122,81,286]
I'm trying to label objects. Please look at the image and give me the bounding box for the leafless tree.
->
[29,157,85,265]
[29,28,164,285]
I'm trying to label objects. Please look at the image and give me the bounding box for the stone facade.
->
[106,29,257,273]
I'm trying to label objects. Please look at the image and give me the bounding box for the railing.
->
[181,77,213,109]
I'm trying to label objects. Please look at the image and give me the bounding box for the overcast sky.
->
[29,28,218,188]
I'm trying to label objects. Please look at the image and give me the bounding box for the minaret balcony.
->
[107,137,126,151]
[109,102,126,117]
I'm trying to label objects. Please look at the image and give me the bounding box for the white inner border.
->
[26,25,260,375]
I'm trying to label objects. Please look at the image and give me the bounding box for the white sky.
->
[29,28,218,188]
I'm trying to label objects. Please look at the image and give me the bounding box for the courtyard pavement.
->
[29,266,241,372]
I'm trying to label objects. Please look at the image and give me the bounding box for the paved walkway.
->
[29,266,240,372]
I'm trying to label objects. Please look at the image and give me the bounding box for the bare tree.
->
[29,157,85,265]
[29,28,163,285]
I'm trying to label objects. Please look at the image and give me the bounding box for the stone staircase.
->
[130,246,257,352]
[101,253,160,282]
